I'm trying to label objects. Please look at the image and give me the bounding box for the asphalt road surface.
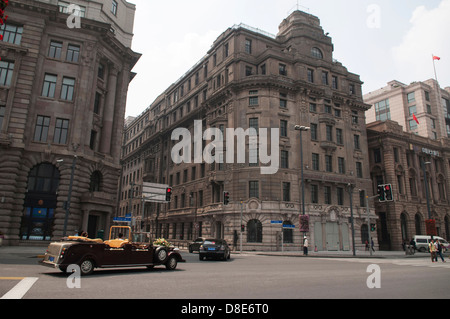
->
[1,250,449,301]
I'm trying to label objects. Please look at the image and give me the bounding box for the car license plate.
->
[208,247,216,251]
[49,256,54,262]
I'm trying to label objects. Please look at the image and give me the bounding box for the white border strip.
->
[1,277,39,299]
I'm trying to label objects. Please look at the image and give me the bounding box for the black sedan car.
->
[198,239,231,261]
[189,237,206,253]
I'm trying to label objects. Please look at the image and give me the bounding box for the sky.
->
[125,0,450,117]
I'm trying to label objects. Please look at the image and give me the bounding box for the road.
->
[1,249,449,303]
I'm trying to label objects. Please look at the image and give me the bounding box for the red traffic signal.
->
[165,187,172,202]
[223,191,230,205]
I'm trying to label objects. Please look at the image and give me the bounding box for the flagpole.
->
[432,54,439,84]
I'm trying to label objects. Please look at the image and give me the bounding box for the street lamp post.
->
[295,125,310,244]
[348,184,356,256]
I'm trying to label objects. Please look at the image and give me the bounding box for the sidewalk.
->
[0,244,437,261]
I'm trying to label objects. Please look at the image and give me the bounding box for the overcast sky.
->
[125,0,450,117]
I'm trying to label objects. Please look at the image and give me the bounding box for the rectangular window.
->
[309,102,317,112]
[34,116,51,142]
[111,0,118,15]
[310,123,318,140]
[312,153,319,171]
[0,60,14,86]
[279,64,287,76]
[332,75,338,89]
[337,187,344,205]
[42,74,57,98]
[245,39,252,54]
[354,135,360,150]
[90,130,97,150]
[282,182,290,202]
[409,119,418,131]
[326,125,333,142]
[245,66,253,76]
[311,185,318,203]
[338,157,345,174]
[49,41,63,59]
[249,90,258,105]
[249,181,259,198]
[61,77,75,101]
[407,92,415,103]
[336,128,343,145]
[351,111,359,124]
[0,24,23,45]
[307,69,314,83]
[356,162,363,178]
[324,186,331,204]
[279,93,287,108]
[325,155,332,172]
[66,44,80,63]
[281,150,289,169]
[322,71,328,85]
[53,118,69,144]
[280,120,287,137]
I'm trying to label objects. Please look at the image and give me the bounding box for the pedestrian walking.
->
[435,240,446,262]
[429,239,437,262]
[365,240,369,251]
[303,236,308,256]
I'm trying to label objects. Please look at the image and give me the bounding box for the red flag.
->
[433,56,441,60]
[413,114,419,125]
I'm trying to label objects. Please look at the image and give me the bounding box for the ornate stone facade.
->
[121,11,375,252]
[367,120,450,250]
[0,0,140,245]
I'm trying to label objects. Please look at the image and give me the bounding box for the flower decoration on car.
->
[153,238,172,247]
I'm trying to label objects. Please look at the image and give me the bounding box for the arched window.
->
[27,163,60,193]
[89,170,102,192]
[247,219,262,243]
[311,47,323,59]
[401,213,408,242]
[415,213,422,235]
[283,221,293,243]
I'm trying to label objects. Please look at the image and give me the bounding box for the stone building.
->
[364,79,450,140]
[367,120,450,250]
[0,0,140,245]
[120,10,375,252]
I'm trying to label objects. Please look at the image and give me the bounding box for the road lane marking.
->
[1,277,39,299]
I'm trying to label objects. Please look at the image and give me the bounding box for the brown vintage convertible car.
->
[40,226,185,275]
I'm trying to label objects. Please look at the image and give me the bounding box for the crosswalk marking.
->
[0,277,39,299]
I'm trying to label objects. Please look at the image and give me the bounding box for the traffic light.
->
[377,185,385,202]
[165,187,172,202]
[223,191,230,205]
[384,184,393,202]
[371,224,376,232]
[241,224,245,232]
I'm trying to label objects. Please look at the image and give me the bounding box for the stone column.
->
[99,65,118,155]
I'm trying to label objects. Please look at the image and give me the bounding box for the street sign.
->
[283,224,295,229]
[142,182,170,203]
[271,220,283,224]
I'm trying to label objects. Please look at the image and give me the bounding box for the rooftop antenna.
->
[288,0,310,15]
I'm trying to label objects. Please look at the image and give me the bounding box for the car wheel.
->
[165,256,178,270]
[79,259,95,276]
[155,247,168,263]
